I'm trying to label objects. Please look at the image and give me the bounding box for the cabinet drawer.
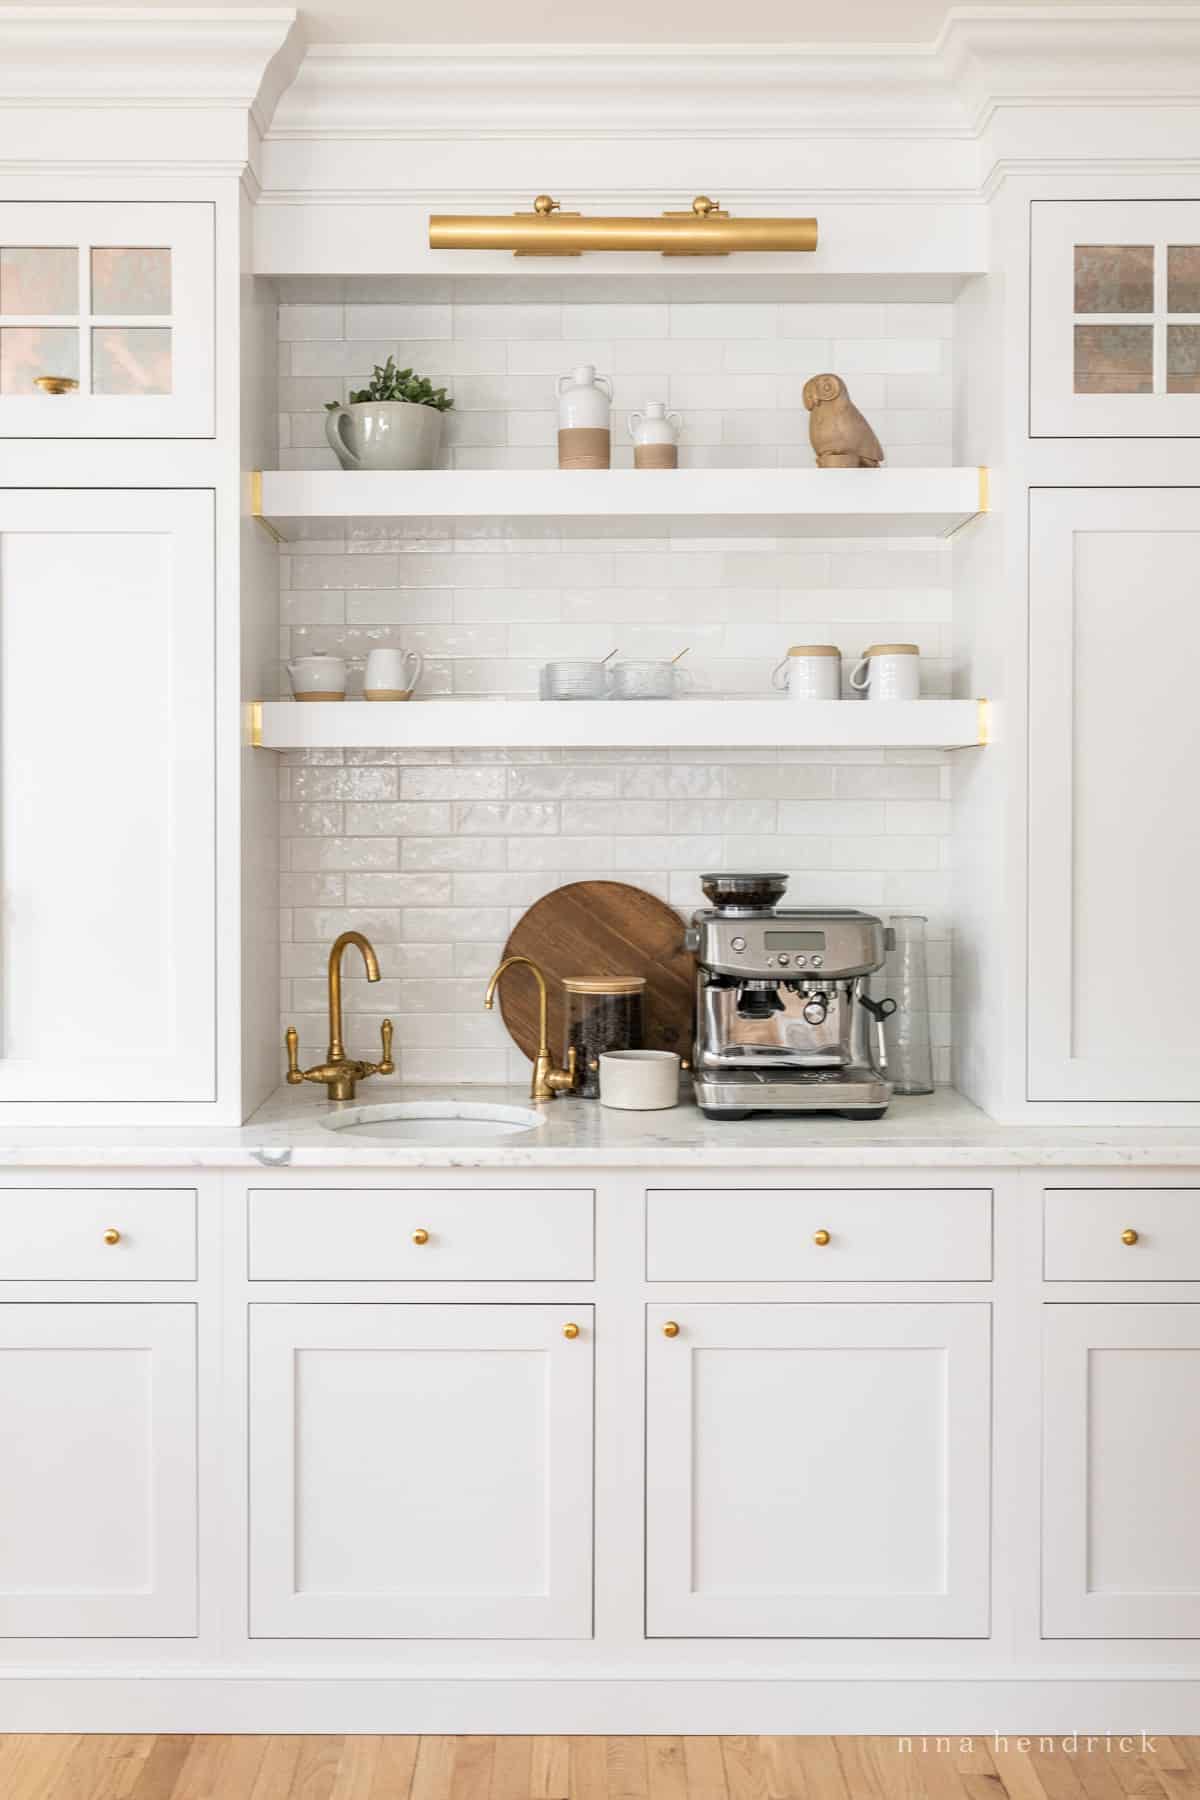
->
[248,1188,594,1281]
[1044,1189,1200,1280]
[0,1189,196,1280]
[646,1188,992,1281]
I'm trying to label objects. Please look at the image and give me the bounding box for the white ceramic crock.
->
[324,401,445,471]
[557,364,613,469]
[287,652,347,702]
[771,644,842,702]
[627,400,682,468]
[364,646,424,701]
[598,1049,681,1110]
[849,642,921,701]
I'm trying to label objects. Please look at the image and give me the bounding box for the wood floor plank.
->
[6,1733,81,1800]
[681,1739,729,1800]
[251,1739,307,1800]
[606,1737,650,1800]
[646,1738,688,1800]
[127,1736,195,1800]
[329,1736,383,1800]
[287,1735,346,1800]
[531,1738,570,1800]
[568,1737,609,1800]
[411,1740,459,1800]
[864,1737,925,1800]
[488,1737,533,1800]
[51,1733,129,1800]
[369,1738,420,1800]
[988,1747,1053,1800]
[720,1738,768,1800]
[833,1740,886,1800]
[450,1737,496,1800]
[908,1744,982,1799]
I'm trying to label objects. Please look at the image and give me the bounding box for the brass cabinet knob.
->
[103,1228,121,1246]
[662,1320,681,1338]
[411,1228,430,1245]
[562,1322,580,1339]
[813,1229,831,1247]
[1121,1228,1139,1246]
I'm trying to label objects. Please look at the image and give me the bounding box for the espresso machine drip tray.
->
[694,1067,891,1120]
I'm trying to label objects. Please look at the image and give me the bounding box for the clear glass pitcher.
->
[885,913,935,1095]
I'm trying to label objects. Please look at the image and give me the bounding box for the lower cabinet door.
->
[0,1304,197,1636]
[249,1304,594,1638]
[1044,1304,1200,1637]
[646,1303,991,1637]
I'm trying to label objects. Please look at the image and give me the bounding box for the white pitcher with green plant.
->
[325,356,454,470]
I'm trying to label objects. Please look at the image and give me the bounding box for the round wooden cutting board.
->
[497,881,695,1068]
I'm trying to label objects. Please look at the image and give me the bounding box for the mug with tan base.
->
[849,642,920,701]
[364,646,424,701]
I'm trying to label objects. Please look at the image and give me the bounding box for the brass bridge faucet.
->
[484,955,577,1102]
[285,931,395,1102]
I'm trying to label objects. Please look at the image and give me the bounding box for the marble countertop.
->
[1,1084,1200,1168]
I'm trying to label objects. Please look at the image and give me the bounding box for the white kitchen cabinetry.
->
[646,1302,991,1637]
[0,490,215,1107]
[0,1303,196,1637]
[1031,201,1200,437]
[1028,489,1200,1103]
[1043,1305,1200,1638]
[249,1303,594,1639]
[0,203,214,436]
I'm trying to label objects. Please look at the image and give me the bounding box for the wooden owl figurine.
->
[802,372,884,468]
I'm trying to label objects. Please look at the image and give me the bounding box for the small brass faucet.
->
[285,931,395,1102]
[484,955,577,1102]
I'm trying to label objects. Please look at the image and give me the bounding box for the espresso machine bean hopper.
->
[685,873,896,1118]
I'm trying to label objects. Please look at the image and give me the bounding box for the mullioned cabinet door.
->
[1043,1304,1200,1637]
[0,1303,197,1636]
[646,1302,991,1637]
[0,202,213,436]
[1031,199,1200,436]
[0,489,215,1105]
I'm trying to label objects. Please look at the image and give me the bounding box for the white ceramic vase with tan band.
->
[287,652,347,702]
[557,364,612,469]
[364,646,424,701]
[771,644,842,702]
[628,401,682,469]
[849,642,921,701]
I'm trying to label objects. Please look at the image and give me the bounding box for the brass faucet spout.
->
[284,931,393,1103]
[328,929,380,1062]
[483,955,577,1103]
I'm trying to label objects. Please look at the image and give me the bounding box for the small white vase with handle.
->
[628,400,682,469]
[325,401,445,471]
[557,364,612,469]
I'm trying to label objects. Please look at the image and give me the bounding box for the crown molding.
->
[0,8,304,128]
[266,8,1200,143]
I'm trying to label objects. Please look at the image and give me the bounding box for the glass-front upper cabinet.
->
[1031,199,1200,436]
[0,202,213,436]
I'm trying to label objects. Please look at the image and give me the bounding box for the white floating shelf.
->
[255,467,987,540]
[254,699,988,752]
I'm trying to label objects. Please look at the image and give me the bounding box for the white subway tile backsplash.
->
[277,288,958,1083]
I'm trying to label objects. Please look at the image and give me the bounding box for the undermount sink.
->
[319,1099,545,1143]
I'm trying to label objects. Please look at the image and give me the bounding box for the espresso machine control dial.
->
[731,936,747,952]
[802,995,830,1026]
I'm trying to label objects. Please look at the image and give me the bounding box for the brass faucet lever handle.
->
[285,1025,304,1085]
[364,1018,395,1078]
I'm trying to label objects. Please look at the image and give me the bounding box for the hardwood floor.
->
[1,1736,1199,1800]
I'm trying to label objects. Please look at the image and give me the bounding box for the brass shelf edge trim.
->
[250,471,284,544]
[248,700,264,749]
[978,465,990,513]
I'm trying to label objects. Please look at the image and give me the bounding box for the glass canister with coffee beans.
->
[563,976,646,1098]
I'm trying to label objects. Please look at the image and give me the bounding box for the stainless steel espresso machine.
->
[687,873,896,1119]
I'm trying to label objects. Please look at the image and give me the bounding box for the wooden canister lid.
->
[562,976,647,994]
[861,642,919,655]
[785,644,841,657]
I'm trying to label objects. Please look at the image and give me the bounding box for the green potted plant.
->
[324,356,454,471]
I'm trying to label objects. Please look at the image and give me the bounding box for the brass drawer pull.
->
[1121,1228,1139,1246]
[562,1321,580,1340]
[411,1228,430,1246]
[103,1228,121,1246]
[662,1320,681,1338]
[813,1229,831,1247]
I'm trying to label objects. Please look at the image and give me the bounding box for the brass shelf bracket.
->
[250,471,284,543]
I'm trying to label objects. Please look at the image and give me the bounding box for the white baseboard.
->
[2,1675,1199,1735]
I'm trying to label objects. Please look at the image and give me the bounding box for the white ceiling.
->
[16,0,1174,45]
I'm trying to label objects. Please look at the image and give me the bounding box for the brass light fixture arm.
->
[284,931,395,1102]
[430,195,817,258]
[483,955,578,1102]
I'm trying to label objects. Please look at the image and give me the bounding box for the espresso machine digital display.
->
[763,930,826,951]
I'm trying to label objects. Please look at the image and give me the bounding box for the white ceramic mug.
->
[598,1049,681,1111]
[287,652,347,702]
[364,646,424,700]
[849,642,920,701]
[771,644,841,702]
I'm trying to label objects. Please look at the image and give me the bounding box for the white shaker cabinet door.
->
[0,490,215,1105]
[1028,489,1200,1102]
[0,202,213,436]
[1031,200,1200,437]
[0,1304,197,1636]
[1044,1305,1200,1637]
[249,1305,594,1639]
[646,1304,991,1637]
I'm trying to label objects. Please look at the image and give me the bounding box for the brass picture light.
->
[429,194,818,257]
